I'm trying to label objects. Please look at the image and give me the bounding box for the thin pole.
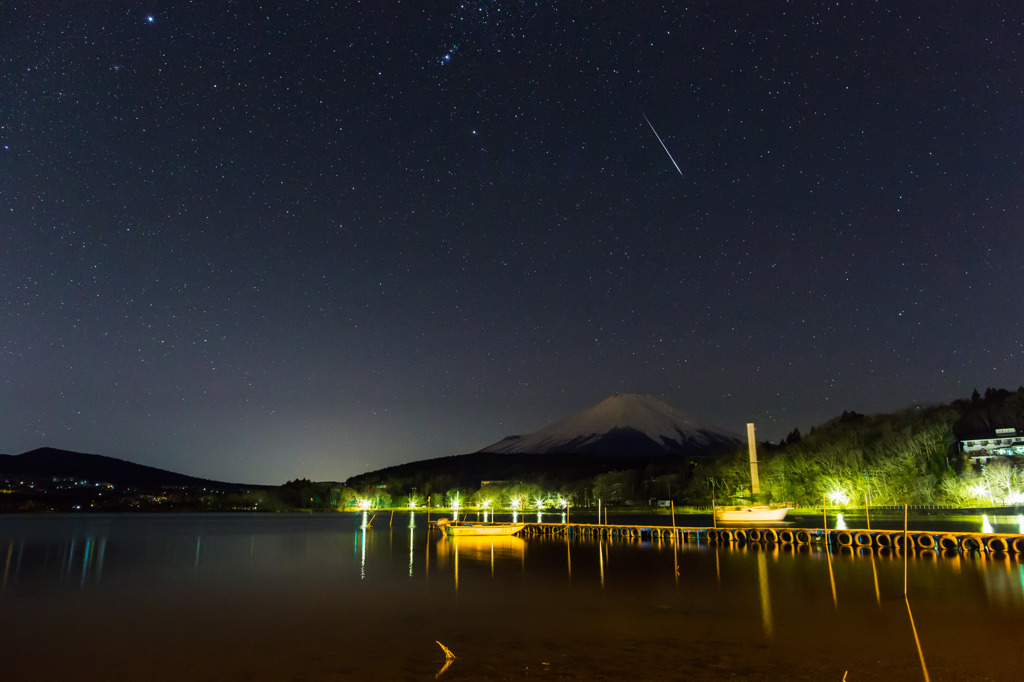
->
[905,597,931,682]
[567,534,572,579]
[865,492,871,530]
[389,509,394,527]
[826,534,837,608]
[822,492,827,530]
[671,501,679,580]
[597,499,601,525]
[712,499,717,529]
[427,496,431,524]
[903,503,909,596]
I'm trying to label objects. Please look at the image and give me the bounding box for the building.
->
[959,427,1024,465]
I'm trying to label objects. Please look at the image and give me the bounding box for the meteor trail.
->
[642,111,683,176]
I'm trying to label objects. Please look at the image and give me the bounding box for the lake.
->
[2,512,1022,681]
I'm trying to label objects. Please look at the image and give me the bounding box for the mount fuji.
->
[478,393,740,456]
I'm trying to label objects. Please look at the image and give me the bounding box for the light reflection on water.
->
[1,513,1023,680]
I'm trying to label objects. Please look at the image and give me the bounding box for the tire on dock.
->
[778,528,795,544]
[836,530,854,547]
[854,532,873,547]
[706,529,719,542]
[986,536,1009,553]
[719,529,734,543]
[875,532,896,548]
[914,533,936,550]
[748,528,762,542]
[938,534,959,551]
[1013,537,1024,554]
[795,529,812,545]
[761,528,779,544]
[961,534,984,552]
[732,529,748,543]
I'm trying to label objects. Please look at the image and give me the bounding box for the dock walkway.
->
[518,522,1024,553]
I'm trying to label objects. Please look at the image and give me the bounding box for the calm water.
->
[2,512,1022,681]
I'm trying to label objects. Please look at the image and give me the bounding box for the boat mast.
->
[747,423,760,495]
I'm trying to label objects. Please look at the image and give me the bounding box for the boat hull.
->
[440,522,526,537]
[715,506,791,522]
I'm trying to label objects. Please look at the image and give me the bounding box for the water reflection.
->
[3,514,1024,681]
[835,513,847,530]
[359,528,367,579]
[3,540,15,588]
[436,536,526,591]
[757,550,772,638]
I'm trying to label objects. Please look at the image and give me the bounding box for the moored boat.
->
[714,504,792,522]
[435,518,526,536]
[713,422,792,523]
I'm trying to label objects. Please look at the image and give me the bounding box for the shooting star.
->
[642,111,683,176]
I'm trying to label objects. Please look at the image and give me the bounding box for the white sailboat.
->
[714,423,792,523]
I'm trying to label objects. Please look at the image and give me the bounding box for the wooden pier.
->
[517,522,1024,554]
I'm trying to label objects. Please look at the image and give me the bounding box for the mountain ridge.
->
[479,393,740,456]
[0,447,255,491]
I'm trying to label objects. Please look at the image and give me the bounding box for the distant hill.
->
[479,393,740,456]
[0,448,254,491]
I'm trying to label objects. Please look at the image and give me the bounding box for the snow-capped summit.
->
[478,393,740,456]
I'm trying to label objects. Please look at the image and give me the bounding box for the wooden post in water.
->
[671,501,679,577]
[427,496,431,524]
[597,499,601,525]
[712,499,717,529]
[822,493,827,531]
[903,503,909,596]
[865,492,871,530]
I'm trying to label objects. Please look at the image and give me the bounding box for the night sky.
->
[3,3,1023,485]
